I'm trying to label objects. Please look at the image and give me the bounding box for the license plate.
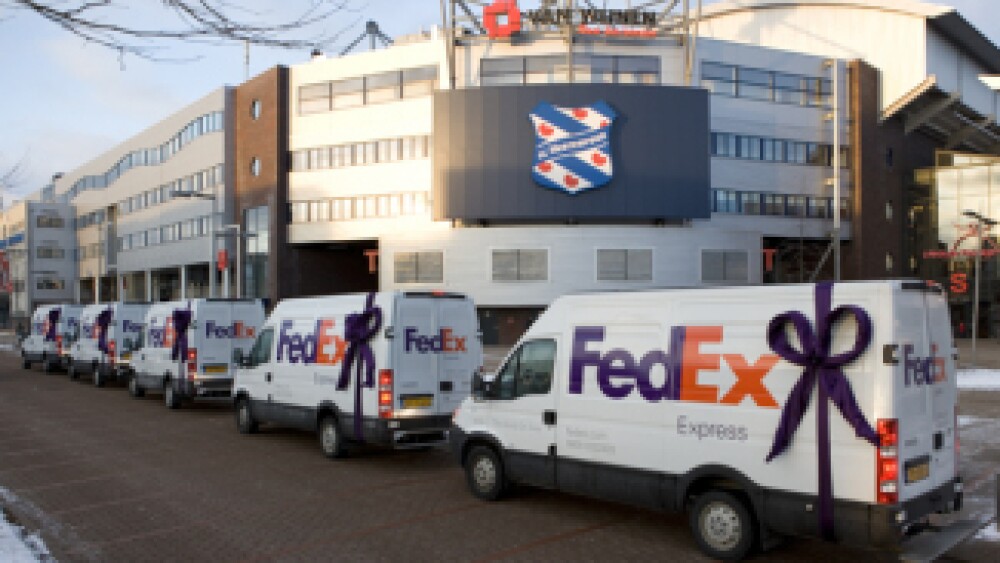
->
[121,352,132,361]
[905,458,930,484]
[402,395,433,409]
[203,364,228,374]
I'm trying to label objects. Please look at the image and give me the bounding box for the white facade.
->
[287,29,847,308]
[698,0,999,118]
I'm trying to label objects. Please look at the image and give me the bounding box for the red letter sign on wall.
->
[950,272,968,294]
[484,0,521,39]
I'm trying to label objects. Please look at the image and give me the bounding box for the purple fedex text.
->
[569,326,685,401]
[903,343,946,386]
[404,327,467,354]
[276,319,343,365]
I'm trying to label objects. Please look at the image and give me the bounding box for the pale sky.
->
[0,0,997,200]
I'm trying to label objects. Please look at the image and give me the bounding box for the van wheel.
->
[128,376,145,398]
[689,491,756,561]
[22,358,30,370]
[42,356,56,373]
[164,380,182,410]
[67,363,78,380]
[236,398,258,434]
[466,446,506,501]
[93,366,105,388]
[319,416,346,459]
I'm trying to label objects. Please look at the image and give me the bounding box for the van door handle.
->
[265,373,272,383]
[543,410,556,426]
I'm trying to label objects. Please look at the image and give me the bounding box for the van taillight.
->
[378,369,393,419]
[877,418,899,504]
[187,348,197,380]
[108,340,116,366]
[56,335,63,355]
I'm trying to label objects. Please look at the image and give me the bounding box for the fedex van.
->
[129,298,264,409]
[233,291,482,458]
[21,304,84,372]
[451,281,964,559]
[67,302,150,387]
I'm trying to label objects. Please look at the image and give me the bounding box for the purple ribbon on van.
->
[45,308,60,342]
[96,308,113,355]
[766,282,879,541]
[337,293,383,442]
[170,308,193,363]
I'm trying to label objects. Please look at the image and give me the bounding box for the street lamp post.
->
[215,224,256,299]
[962,210,997,366]
[170,189,218,298]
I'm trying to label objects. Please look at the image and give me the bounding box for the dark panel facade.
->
[433,84,710,222]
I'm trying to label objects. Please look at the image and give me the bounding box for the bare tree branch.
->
[3,0,362,61]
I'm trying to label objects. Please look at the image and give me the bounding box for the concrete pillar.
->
[146,270,153,302]
[180,265,187,299]
[117,274,124,303]
[95,276,101,304]
[222,267,230,298]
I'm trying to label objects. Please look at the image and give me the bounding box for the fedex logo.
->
[276,320,346,365]
[206,321,255,339]
[147,318,175,349]
[122,320,143,333]
[903,343,946,386]
[404,328,467,354]
[570,326,780,407]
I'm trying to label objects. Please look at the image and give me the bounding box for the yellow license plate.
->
[121,352,132,361]
[203,364,228,374]
[402,396,433,408]
[906,461,930,484]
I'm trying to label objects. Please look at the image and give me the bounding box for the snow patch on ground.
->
[0,510,49,562]
[975,523,1000,542]
[957,369,1000,390]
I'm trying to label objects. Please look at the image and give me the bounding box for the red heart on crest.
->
[539,124,554,137]
[600,120,608,128]
[573,108,588,119]
[564,175,579,188]
[592,153,607,166]
[538,162,552,172]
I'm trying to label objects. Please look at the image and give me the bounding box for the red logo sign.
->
[484,0,521,39]
[217,249,228,272]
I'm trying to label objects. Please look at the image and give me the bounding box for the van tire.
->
[128,376,145,398]
[93,366,105,388]
[319,416,347,459]
[22,358,30,370]
[236,398,258,434]
[67,363,78,380]
[466,446,506,501]
[164,379,182,410]
[688,490,756,561]
[42,356,56,373]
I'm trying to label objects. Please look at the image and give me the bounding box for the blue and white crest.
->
[529,101,617,194]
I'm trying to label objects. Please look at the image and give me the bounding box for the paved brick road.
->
[0,350,995,562]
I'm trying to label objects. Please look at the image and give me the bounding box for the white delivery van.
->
[68,302,150,387]
[233,291,482,458]
[130,298,264,409]
[21,304,84,372]
[451,281,965,559]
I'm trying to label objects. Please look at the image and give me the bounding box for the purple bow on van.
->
[337,293,383,442]
[96,308,113,355]
[766,282,879,541]
[170,307,193,363]
[45,308,60,342]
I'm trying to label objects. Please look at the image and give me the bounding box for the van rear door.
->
[392,293,481,417]
[894,284,958,503]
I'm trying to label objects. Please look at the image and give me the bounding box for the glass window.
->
[299,83,331,114]
[763,193,785,215]
[714,189,740,214]
[596,249,652,281]
[248,328,274,366]
[331,78,365,109]
[394,251,444,284]
[702,250,749,284]
[740,193,761,215]
[250,99,262,120]
[786,195,807,217]
[492,249,547,282]
[494,339,557,400]
[250,158,261,176]
[402,66,438,97]
[366,71,401,103]
[291,202,310,223]
[311,201,330,222]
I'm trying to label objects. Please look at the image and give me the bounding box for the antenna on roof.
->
[340,20,394,56]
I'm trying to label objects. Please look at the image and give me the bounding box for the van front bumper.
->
[354,415,452,448]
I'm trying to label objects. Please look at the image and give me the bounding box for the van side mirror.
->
[474,372,496,400]
[233,348,245,367]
